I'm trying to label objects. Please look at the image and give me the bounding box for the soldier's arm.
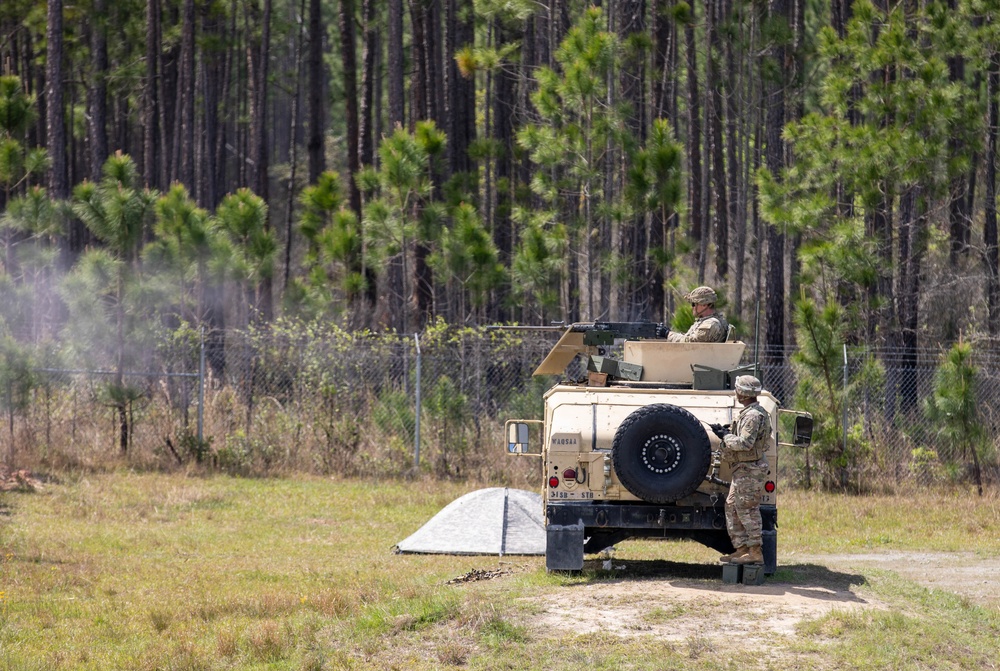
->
[723,412,764,457]
[682,319,718,343]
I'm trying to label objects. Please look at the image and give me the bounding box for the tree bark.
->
[651,0,676,322]
[248,0,273,320]
[339,0,362,216]
[307,0,325,182]
[491,17,517,323]
[87,0,109,183]
[388,0,405,128]
[46,0,67,202]
[447,0,476,177]
[684,11,703,254]
[201,0,223,208]
[946,0,971,265]
[764,0,787,401]
[409,1,428,125]
[707,0,729,284]
[178,0,196,190]
[896,187,924,413]
[359,0,377,168]
[986,54,1000,335]
[619,0,647,320]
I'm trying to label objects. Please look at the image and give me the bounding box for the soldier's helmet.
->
[734,375,762,395]
[685,285,718,305]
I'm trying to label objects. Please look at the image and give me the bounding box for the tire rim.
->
[640,433,683,474]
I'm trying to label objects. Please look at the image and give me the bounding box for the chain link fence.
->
[4,326,997,491]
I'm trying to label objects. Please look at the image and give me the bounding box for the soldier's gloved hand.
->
[709,423,729,440]
[655,323,670,339]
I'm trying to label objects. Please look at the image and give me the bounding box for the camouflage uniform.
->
[666,313,730,343]
[667,285,730,343]
[722,400,771,550]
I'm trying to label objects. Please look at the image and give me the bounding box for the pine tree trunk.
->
[307,0,325,182]
[201,1,222,208]
[409,1,428,125]
[248,0,273,320]
[88,0,109,182]
[684,13,703,253]
[491,17,516,323]
[764,0,787,401]
[986,55,1000,335]
[359,0,377,168]
[388,0,405,128]
[620,0,647,320]
[46,0,68,196]
[946,0,971,264]
[650,0,675,322]
[447,0,475,177]
[707,0,729,284]
[340,0,362,216]
[178,0,196,190]
[725,0,744,321]
[896,187,924,414]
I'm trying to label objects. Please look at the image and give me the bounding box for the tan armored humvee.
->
[505,322,812,573]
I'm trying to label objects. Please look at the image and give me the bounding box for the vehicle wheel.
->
[612,403,711,504]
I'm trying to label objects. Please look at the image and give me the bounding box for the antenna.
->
[754,296,761,381]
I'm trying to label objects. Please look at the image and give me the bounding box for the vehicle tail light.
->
[562,468,577,481]
[764,481,776,493]
[548,476,560,488]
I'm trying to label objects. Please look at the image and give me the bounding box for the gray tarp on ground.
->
[395,487,545,556]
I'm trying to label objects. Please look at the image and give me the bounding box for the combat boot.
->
[719,546,747,563]
[732,545,763,565]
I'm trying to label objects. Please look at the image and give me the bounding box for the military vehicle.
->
[504,322,813,573]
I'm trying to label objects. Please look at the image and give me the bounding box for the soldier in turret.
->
[665,286,730,343]
[713,375,770,565]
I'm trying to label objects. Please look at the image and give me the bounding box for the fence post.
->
[198,327,206,443]
[842,344,849,487]
[414,332,421,470]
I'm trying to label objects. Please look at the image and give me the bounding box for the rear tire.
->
[612,404,711,504]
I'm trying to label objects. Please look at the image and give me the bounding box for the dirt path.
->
[525,552,999,643]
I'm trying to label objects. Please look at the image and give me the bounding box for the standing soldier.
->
[666,286,730,343]
[713,375,770,565]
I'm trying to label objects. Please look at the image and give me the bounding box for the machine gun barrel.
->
[486,321,667,347]
[484,324,570,331]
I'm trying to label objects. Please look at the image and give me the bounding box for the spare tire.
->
[612,403,711,503]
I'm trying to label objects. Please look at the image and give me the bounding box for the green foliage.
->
[431,202,503,313]
[360,121,502,324]
[0,75,35,138]
[0,334,36,456]
[791,296,883,490]
[214,188,275,321]
[289,171,367,317]
[72,153,157,262]
[764,0,984,339]
[670,303,695,333]
[363,123,444,267]
[372,388,415,442]
[144,183,225,323]
[909,446,943,485]
[509,215,566,318]
[0,75,45,196]
[515,6,628,319]
[924,342,988,490]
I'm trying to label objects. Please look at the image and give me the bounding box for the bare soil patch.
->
[525,552,998,644]
[796,551,1000,606]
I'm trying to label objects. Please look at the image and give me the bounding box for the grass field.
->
[1,473,998,670]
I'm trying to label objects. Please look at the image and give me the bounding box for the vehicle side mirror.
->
[508,422,529,453]
[793,415,813,447]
